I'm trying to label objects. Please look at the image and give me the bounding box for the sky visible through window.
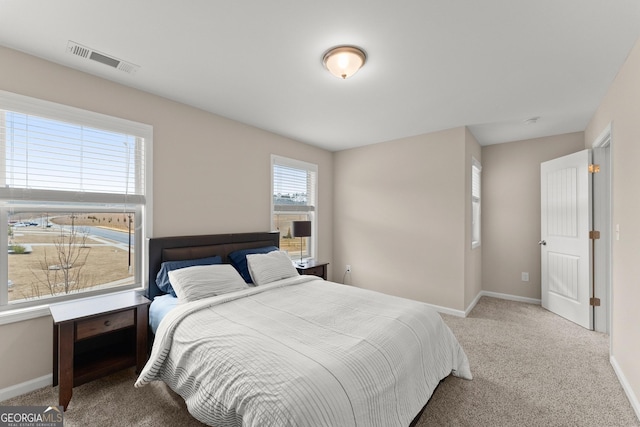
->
[3,111,138,195]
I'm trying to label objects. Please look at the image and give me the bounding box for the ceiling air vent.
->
[66,41,139,75]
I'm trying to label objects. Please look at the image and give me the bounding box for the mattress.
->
[149,294,179,335]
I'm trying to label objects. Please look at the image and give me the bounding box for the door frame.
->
[592,123,612,336]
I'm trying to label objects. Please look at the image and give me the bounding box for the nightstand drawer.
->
[76,309,134,340]
[303,266,325,277]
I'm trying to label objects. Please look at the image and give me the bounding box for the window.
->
[471,158,482,248]
[0,90,152,310]
[271,155,317,262]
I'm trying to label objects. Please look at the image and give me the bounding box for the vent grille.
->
[66,41,139,74]
[117,62,138,74]
[69,43,91,59]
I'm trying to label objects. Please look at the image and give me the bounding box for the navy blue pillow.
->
[156,256,222,297]
[228,246,278,283]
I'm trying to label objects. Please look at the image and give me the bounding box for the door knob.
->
[538,240,547,246]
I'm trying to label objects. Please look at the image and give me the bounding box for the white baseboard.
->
[0,374,52,402]
[425,302,466,318]
[461,291,541,318]
[431,291,541,319]
[479,290,541,305]
[611,355,640,422]
[465,292,484,317]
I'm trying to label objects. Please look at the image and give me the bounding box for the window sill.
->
[0,304,51,325]
[0,286,145,326]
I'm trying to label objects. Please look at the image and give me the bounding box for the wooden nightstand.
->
[296,260,329,280]
[50,292,150,410]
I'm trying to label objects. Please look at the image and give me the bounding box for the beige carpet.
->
[3,296,638,426]
[419,297,638,427]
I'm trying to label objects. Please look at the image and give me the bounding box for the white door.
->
[540,149,592,329]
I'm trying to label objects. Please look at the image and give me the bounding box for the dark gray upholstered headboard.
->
[147,231,280,300]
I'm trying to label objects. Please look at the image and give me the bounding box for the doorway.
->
[540,126,612,333]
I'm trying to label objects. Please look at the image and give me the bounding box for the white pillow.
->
[247,250,299,286]
[167,264,248,302]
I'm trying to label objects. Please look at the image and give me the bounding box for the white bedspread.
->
[135,276,471,426]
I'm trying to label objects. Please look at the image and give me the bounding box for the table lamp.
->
[292,220,311,266]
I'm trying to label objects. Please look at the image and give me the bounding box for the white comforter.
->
[135,276,471,426]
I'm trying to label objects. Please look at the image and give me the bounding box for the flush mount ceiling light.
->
[322,46,367,79]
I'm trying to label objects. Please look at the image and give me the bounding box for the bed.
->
[135,231,472,426]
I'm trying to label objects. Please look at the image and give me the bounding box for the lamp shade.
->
[292,221,312,238]
[323,46,366,79]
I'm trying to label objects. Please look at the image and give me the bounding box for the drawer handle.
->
[104,320,111,327]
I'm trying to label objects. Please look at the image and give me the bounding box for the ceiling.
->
[1,1,639,152]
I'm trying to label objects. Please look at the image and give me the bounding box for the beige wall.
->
[585,37,640,412]
[333,127,481,311]
[0,46,333,390]
[481,132,585,299]
[0,317,51,389]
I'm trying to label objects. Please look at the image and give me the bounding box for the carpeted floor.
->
[3,296,638,426]
[418,297,638,427]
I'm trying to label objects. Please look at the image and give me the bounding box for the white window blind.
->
[272,162,316,212]
[472,158,482,248]
[0,111,145,205]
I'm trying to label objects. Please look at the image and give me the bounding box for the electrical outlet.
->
[346,265,351,273]
[521,272,529,282]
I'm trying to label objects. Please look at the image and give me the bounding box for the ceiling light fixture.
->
[323,46,367,79]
